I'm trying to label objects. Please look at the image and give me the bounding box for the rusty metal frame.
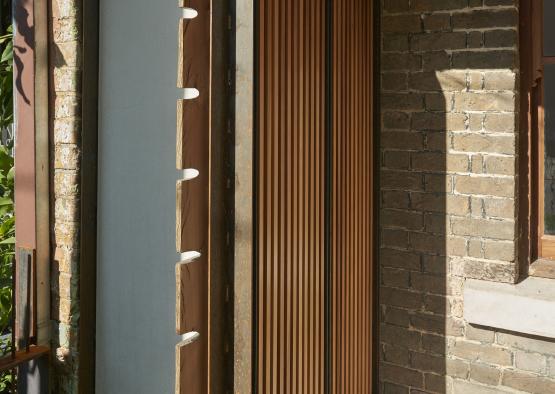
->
[14,0,50,350]
[33,0,49,349]
[11,0,50,391]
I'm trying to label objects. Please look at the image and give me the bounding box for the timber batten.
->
[331,0,374,391]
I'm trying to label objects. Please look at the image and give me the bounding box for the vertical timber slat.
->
[331,0,373,392]
[255,0,374,391]
[175,0,211,393]
[256,0,326,392]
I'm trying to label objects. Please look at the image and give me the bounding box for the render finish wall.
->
[96,0,181,392]
[380,0,555,393]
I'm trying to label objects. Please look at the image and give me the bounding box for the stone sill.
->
[464,277,555,339]
[530,258,555,280]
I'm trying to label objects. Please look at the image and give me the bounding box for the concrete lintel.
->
[464,277,555,339]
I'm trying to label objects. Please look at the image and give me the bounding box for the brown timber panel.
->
[176,338,203,394]
[176,176,209,254]
[176,0,210,169]
[256,0,325,392]
[175,257,206,335]
[175,0,211,393]
[331,0,373,392]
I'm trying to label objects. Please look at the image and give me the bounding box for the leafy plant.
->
[0,145,13,332]
[0,21,12,335]
[0,27,12,132]
[0,21,13,393]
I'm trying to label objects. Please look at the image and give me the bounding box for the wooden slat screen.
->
[331,0,373,392]
[175,0,211,393]
[256,0,326,392]
[256,0,374,392]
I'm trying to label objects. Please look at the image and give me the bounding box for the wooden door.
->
[255,0,374,392]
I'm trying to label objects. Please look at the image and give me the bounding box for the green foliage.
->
[0,26,11,131]
[0,21,12,333]
[0,22,13,393]
[0,372,12,393]
[0,143,13,394]
[0,145,13,333]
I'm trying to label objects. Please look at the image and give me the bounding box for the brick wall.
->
[50,0,82,391]
[380,0,555,392]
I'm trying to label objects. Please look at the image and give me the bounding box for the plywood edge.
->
[177,18,185,88]
[175,333,202,394]
[176,180,184,252]
[175,341,184,394]
[175,263,182,334]
[175,343,180,394]
[176,100,184,169]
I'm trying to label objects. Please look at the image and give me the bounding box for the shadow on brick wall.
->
[376,1,547,392]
